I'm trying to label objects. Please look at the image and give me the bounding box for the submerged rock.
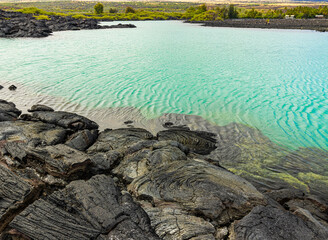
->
[157,129,216,154]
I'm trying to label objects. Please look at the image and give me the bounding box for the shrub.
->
[109,8,118,13]
[94,3,104,14]
[191,10,217,21]
[18,7,46,15]
[125,7,136,14]
[72,14,87,19]
[34,15,50,20]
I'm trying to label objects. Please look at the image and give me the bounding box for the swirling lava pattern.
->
[0,21,328,150]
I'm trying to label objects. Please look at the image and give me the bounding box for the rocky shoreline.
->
[0,9,136,38]
[0,98,328,240]
[189,19,328,32]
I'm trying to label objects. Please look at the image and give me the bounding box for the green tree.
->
[125,7,136,14]
[109,8,118,13]
[246,8,262,18]
[216,6,229,19]
[94,3,104,14]
[228,4,238,19]
[197,4,207,13]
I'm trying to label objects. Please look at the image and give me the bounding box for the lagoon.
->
[0,20,328,150]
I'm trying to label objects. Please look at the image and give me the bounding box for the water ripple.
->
[0,21,328,150]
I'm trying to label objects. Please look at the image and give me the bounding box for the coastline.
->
[0,9,136,38]
[188,18,328,32]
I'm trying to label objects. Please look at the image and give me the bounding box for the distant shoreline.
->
[188,18,328,32]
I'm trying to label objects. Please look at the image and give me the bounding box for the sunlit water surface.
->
[1,21,328,150]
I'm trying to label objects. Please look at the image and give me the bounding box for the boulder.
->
[285,196,328,227]
[88,128,154,153]
[128,159,266,225]
[30,111,99,130]
[230,205,328,240]
[23,144,92,180]
[0,164,43,232]
[0,120,69,151]
[8,85,17,91]
[141,201,216,240]
[65,129,98,151]
[8,175,159,239]
[0,99,21,121]
[113,140,188,182]
[106,23,137,29]
[0,121,69,167]
[89,150,122,173]
[28,104,54,112]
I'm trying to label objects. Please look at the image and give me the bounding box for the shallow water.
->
[0,21,328,150]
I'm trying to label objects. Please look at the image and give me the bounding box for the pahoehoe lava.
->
[0,99,328,240]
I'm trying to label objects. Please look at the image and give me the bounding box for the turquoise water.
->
[0,21,328,150]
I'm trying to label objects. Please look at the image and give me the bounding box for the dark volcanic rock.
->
[0,85,3,90]
[66,129,98,151]
[0,164,43,232]
[1,100,328,239]
[8,85,17,91]
[88,128,154,153]
[24,144,92,180]
[285,196,328,228]
[113,140,188,182]
[0,121,68,149]
[230,205,328,240]
[192,19,328,32]
[141,201,217,240]
[0,10,51,38]
[0,10,136,38]
[0,100,21,121]
[157,129,216,154]
[105,23,137,29]
[31,110,99,130]
[9,175,159,240]
[124,120,133,124]
[0,121,69,147]
[27,104,54,112]
[128,159,266,225]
